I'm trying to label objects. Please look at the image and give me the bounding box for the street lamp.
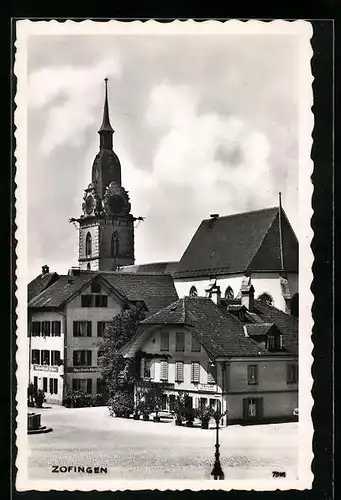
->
[211,407,226,480]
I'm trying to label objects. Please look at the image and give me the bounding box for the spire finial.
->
[98,78,114,136]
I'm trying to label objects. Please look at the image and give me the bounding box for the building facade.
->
[28,269,178,404]
[121,283,298,424]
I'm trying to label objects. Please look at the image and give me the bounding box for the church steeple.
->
[98,78,114,150]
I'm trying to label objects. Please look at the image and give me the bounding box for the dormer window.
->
[267,333,283,351]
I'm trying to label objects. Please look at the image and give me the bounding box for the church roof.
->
[120,261,179,276]
[28,271,178,316]
[28,272,60,302]
[124,296,298,359]
[173,207,298,279]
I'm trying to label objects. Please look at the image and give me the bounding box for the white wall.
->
[174,271,298,312]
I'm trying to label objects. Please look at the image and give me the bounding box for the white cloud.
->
[28,58,122,156]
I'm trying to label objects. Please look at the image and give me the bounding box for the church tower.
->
[75,79,135,271]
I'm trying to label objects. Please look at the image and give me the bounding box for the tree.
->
[97,304,146,396]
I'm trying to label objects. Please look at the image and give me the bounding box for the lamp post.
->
[211,408,225,480]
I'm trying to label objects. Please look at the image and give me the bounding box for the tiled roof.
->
[28,271,178,316]
[120,261,179,276]
[100,272,178,315]
[28,272,60,302]
[141,296,298,358]
[173,207,298,278]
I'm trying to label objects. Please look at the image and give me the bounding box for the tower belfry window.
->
[111,232,120,257]
[85,232,92,257]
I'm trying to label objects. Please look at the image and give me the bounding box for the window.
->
[243,397,264,418]
[247,365,258,385]
[267,334,283,351]
[85,232,92,257]
[160,360,168,381]
[207,362,217,384]
[52,378,58,394]
[111,232,120,257]
[97,378,104,394]
[143,358,154,379]
[41,350,50,365]
[42,321,50,337]
[97,321,109,337]
[175,332,185,352]
[43,377,47,392]
[32,322,41,336]
[175,361,184,382]
[287,363,298,384]
[49,378,53,394]
[73,321,92,337]
[224,286,234,299]
[51,350,61,366]
[189,286,198,297]
[87,263,91,271]
[87,379,92,395]
[52,321,61,336]
[191,335,201,352]
[73,350,92,367]
[31,349,40,364]
[200,397,208,409]
[95,295,107,308]
[160,331,169,351]
[81,295,93,307]
[257,293,273,306]
[33,376,38,390]
[72,379,87,392]
[191,362,200,383]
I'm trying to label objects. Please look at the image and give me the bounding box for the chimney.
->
[41,265,49,275]
[205,283,221,305]
[241,285,255,311]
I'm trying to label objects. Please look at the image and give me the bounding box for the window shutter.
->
[243,398,249,418]
[87,322,92,337]
[191,362,200,383]
[207,362,217,384]
[54,378,58,394]
[49,378,53,394]
[149,360,155,379]
[176,361,184,382]
[160,361,168,381]
[87,379,92,394]
[257,398,264,418]
[87,351,92,366]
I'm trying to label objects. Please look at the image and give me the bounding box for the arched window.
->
[291,293,299,318]
[257,293,274,306]
[85,232,92,257]
[224,286,234,299]
[189,286,198,297]
[87,262,91,271]
[111,231,120,257]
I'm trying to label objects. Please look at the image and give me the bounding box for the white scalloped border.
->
[14,18,314,492]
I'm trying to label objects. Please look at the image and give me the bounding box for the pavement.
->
[27,405,298,480]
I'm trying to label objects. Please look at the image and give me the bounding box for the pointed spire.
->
[98,78,114,134]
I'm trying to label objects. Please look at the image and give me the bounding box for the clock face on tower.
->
[85,195,95,215]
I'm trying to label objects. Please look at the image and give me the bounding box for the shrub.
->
[63,390,93,408]
[34,389,46,408]
[27,383,36,407]
[108,390,134,418]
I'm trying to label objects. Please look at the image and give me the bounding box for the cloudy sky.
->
[26,30,301,281]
